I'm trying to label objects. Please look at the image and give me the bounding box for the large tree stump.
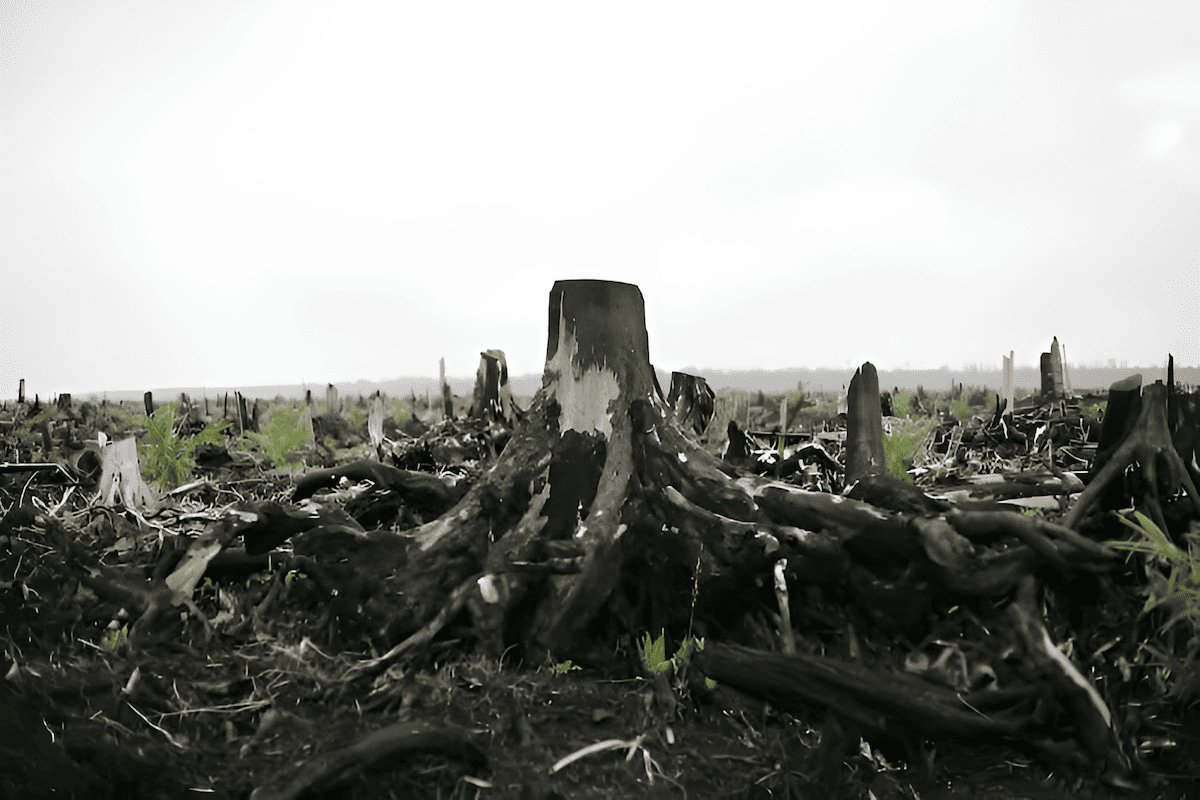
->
[278,280,1130,779]
[352,280,669,660]
[1066,379,1200,533]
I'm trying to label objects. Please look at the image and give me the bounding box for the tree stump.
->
[1087,374,1143,514]
[666,372,715,437]
[845,362,886,485]
[368,391,385,460]
[326,384,338,417]
[1039,337,1065,402]
[280,280,1131,779]
[96,436,157,510]
[470,350,522,426]
[1066,379,1200,534]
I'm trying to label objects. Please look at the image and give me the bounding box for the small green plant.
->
[393,402,410,424]
[102,624,128,650]
[1021,507,1044,518]
[140,402,228,491]
[1107,511,1200,637]
[952,396,970,422]
[882,417,935,483]
[893,392,912,418]
[348,406,368,429]
[638,631,705,677]
[544,659,581,676]
[244,405,312,468]
[640,631,672,675]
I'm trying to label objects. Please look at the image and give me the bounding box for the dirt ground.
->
[1,399,1198,799]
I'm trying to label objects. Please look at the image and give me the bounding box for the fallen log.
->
[249,720,486,800]
[695,640,1027,743]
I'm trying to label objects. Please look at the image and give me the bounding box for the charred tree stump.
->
[1040,337,1065,402]
[469,349,522,426]
[1167,354,1200,494]
[1171,389,1200,497]
[845,362,887,485]
[1087,375,1143,514]
[337,280,669,665]
[1066,380,1200,533]
[236,392,252,435]
[723,420,752,464]
[666,372,715,437]
[283,280,1133,778]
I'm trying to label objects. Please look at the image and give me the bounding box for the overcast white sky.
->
[2,1,1198,397]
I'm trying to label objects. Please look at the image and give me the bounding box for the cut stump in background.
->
[95,436,157,511]
[666,372,716,437]
[845,362,886,485]
[469,349,522,426]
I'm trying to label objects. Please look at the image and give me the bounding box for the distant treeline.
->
[56,364,1195,405]
[667,364,1193,395]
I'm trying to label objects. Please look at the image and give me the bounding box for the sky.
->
[2,0,1198,398]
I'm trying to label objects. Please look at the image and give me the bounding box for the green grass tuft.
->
[882,417,935,482]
